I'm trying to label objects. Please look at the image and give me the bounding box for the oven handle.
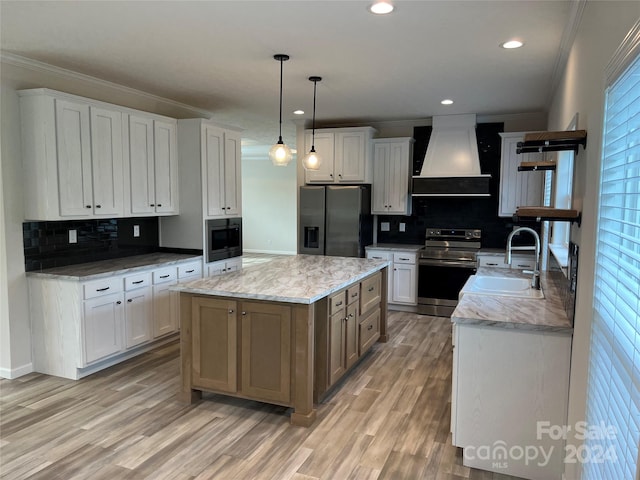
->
[419,259,477,269]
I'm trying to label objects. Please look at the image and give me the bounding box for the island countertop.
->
[452,267,573,333]
[173,254,390,304]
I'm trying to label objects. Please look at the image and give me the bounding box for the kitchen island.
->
[174,254,389,427]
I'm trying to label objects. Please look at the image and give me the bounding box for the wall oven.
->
[417,228,481,316]
[206,218,242,263]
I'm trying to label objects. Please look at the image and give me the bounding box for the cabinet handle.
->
[96,287,110,292]
[388,205,392,208]
[329,173,333,178]
[351,292,358,298]
[228,309,234,314]
[394,268,397,271]
[185,269,195,274]
[367,324,373,331]
[132,280,144,284]
[127,299,133,303]
[116,301,121,305]
[86,205,91,209]
[486,262,498,266]
[399,257,409,261]
[157,204,162,207]
[160,274,170,279]
[95,205,101,208]
[338,173,342,177]
[348,313,354,318]
[335,301,343,307]
[368,286,374,292]
[242,311,246,316]
[150,204,155,207]
[517,264,530,268]
[222,268,227,272]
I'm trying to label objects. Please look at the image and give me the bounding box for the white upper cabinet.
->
[22,94,125,220]
[498,132,544,217]
[19,88,179,220]
[372,137,414,215]
[304,127,375,184]
[124,114,178,216]
[203,124,241,218]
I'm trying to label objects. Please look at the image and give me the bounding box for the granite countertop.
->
[452,267,572,333]
[366,243,424,252]
[173,254,390,304]
[26,253,202,281]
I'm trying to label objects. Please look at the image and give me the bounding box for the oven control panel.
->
[425,228,481,240]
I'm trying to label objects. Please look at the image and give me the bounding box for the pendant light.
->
[302,76,322,171]
[269,54,293,166]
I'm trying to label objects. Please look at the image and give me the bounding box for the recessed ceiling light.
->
[293,110,304,115]
[441,99,454,105]
[501,40,524,49]
[369,1,394,14]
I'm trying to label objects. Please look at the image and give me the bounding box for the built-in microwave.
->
[206,218,242,263]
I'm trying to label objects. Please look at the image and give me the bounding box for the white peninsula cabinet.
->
[124,115,179,216]
[372,137,414,215]
[498,132,545,217]
[28,258,201,380]
[366,247,418,307]
[304,127,376,184]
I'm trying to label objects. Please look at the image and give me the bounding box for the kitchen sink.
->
[460,275,544,299]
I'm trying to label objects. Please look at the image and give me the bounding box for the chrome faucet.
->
[505,226,541,289]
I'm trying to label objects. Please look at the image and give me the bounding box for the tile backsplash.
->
[23,217,159,272]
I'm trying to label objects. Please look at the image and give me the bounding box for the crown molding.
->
[605,17,640,85]
[0,51,214,118]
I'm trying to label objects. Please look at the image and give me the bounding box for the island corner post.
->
[177,262,388,427]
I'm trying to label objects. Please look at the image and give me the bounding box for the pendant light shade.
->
[302,76,322,171]
[269,54,293,167]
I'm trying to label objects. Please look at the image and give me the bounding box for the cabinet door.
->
[223,130,241,215]
[392,263,417,305]
[192,297,237,393]
[55,99,93,217]
[335,130,366,182]
[372,143,389,213]
[203,125,226,217]
[83,293,124,364]
[153,282,177,338]
[304,132,335,183]
[124,286,153,348]
[329,309,346,385]
[90,107,124,216]
[154,120,178,214]
[386,141,410,214]
[127,115,155,215]
[345,302,359,369]
[240,302,291,404]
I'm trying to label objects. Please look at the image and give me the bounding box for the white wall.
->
[546,4,640,479]
[241,156,297,254]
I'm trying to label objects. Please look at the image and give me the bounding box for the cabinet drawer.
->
[393,252,417,264]
[329,291,346,315]
[83,277,123,300]
[360,272,381,314]
[478,256,510,268]
[511,257,536,269]
[153,267,177,284]
[366,250,392,261]
[124,272,152,290]
[347,285,360,305]
[359,308,380,355]
[178,261,202,278]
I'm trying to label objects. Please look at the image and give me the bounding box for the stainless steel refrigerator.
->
[299,185,373,257]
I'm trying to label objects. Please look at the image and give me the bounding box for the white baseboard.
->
[243,249,296,255]
[0,362,34,379]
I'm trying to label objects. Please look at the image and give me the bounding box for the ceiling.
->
[0,0,574,154]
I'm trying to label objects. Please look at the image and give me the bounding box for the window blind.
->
[585,52,640,480]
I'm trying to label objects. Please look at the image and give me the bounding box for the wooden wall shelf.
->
[514,207,582,226]
[518,161,557,172]
[516,130,587,154]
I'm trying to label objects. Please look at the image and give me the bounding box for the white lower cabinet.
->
[152,266,178,338]
[366,249,417,306]
[207,257,242,277]
[451,323,571,480]
[83,292,124,364]
[478,253,536,270]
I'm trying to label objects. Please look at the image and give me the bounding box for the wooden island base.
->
[178,267,388,427]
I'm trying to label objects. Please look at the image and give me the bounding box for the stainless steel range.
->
[417,228,481,316]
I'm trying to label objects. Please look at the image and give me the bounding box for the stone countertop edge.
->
[25,253,203,281]
[366,243,424,252]
[173,256,391,305]
[451,267,573,333]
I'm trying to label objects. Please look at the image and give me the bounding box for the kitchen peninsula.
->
[174,255,389,427]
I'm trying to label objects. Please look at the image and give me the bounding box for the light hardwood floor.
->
[0,312,523,480]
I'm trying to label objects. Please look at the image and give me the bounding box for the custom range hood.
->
[412,114,491,197]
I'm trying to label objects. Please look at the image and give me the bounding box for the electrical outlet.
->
[399,223,406,232]
[381,222,390,232]
[68,229,77,244]
[133,225,140,238]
